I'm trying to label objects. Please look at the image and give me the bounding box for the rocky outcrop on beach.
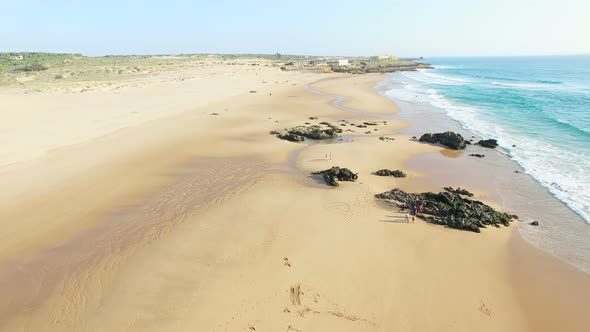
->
[419,132,467,150]
[476,139,499,149]
[277,132,305,142]
[289,124,341,139]
[375,188,515,232]
[375,169,406,178]
[312,167,358,186]
[275,123,341,142]
[443,187,474,197]
[469,154,485,158]
[331,62,432,74]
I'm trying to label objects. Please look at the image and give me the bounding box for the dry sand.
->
[0,65,589,331]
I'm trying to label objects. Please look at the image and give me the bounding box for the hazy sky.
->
[1,0,588,57]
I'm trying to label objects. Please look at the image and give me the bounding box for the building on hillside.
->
[370,55,398,61]
[327,59,349,66]
[9,54,24,60]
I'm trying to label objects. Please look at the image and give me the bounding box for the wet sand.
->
[0,69,589,331]
[379,73,590,274]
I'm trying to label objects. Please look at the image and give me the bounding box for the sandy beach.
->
[1,60,590,332]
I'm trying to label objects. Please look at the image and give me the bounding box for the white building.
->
[327,59,349,66]
[9,54,24,60]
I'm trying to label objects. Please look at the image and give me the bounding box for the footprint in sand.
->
[290,284,302,306]
[478,301,492,317]
[284,257,291,267]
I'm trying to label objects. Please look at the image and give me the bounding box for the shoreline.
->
[1,67,589,331]
[376,72,590,274]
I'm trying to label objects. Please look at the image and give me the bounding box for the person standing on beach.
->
[405,212,410,223]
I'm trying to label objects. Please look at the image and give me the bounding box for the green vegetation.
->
[13,63,48,72]
[0,52,76,73]
[0,51,417,90]
[0,52,301,89]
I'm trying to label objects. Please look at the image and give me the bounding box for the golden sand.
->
[0,64,589,331]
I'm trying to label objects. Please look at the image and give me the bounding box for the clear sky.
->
[1,0,588,57]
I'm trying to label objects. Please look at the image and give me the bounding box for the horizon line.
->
[2,50,589,58]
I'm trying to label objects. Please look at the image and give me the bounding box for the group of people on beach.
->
[405,203,425,223]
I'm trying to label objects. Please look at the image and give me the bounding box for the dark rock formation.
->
[276,124,341,142]
[331,62,433,74]
[477,139,498,149]
[375,169,406,177]
[419,132,466,150]
[375,188,515,232]
[363,122,379,126]
[312,167,358,186]
[277,132,304,142]
[443,187,474,197]
[530,220,539,226]
[379,136,395,141]
[309,117,318,120]
[469,154,485,158]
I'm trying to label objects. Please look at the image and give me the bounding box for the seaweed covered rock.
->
[275,123,342,142]
[289,125,339,140]
[312,167,358,186]
[277,132,304,142]
[375,169,406,178]
[419,132,466,150]
[477,139,499,149]
[375,188,515,232]
[443,187,474,197]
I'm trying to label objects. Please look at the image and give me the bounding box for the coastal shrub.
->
[14,63,48,72]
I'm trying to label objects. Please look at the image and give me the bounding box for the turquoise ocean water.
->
[386,55,590,225]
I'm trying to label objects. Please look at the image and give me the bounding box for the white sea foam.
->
[384,72,590,224]
[391,80,590,225]
[383,84,431,103]
[399,71,468,86]
[422,71,473,83]
[490,81,553,89]
[510,138,590,225]
[432,65,461,69]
